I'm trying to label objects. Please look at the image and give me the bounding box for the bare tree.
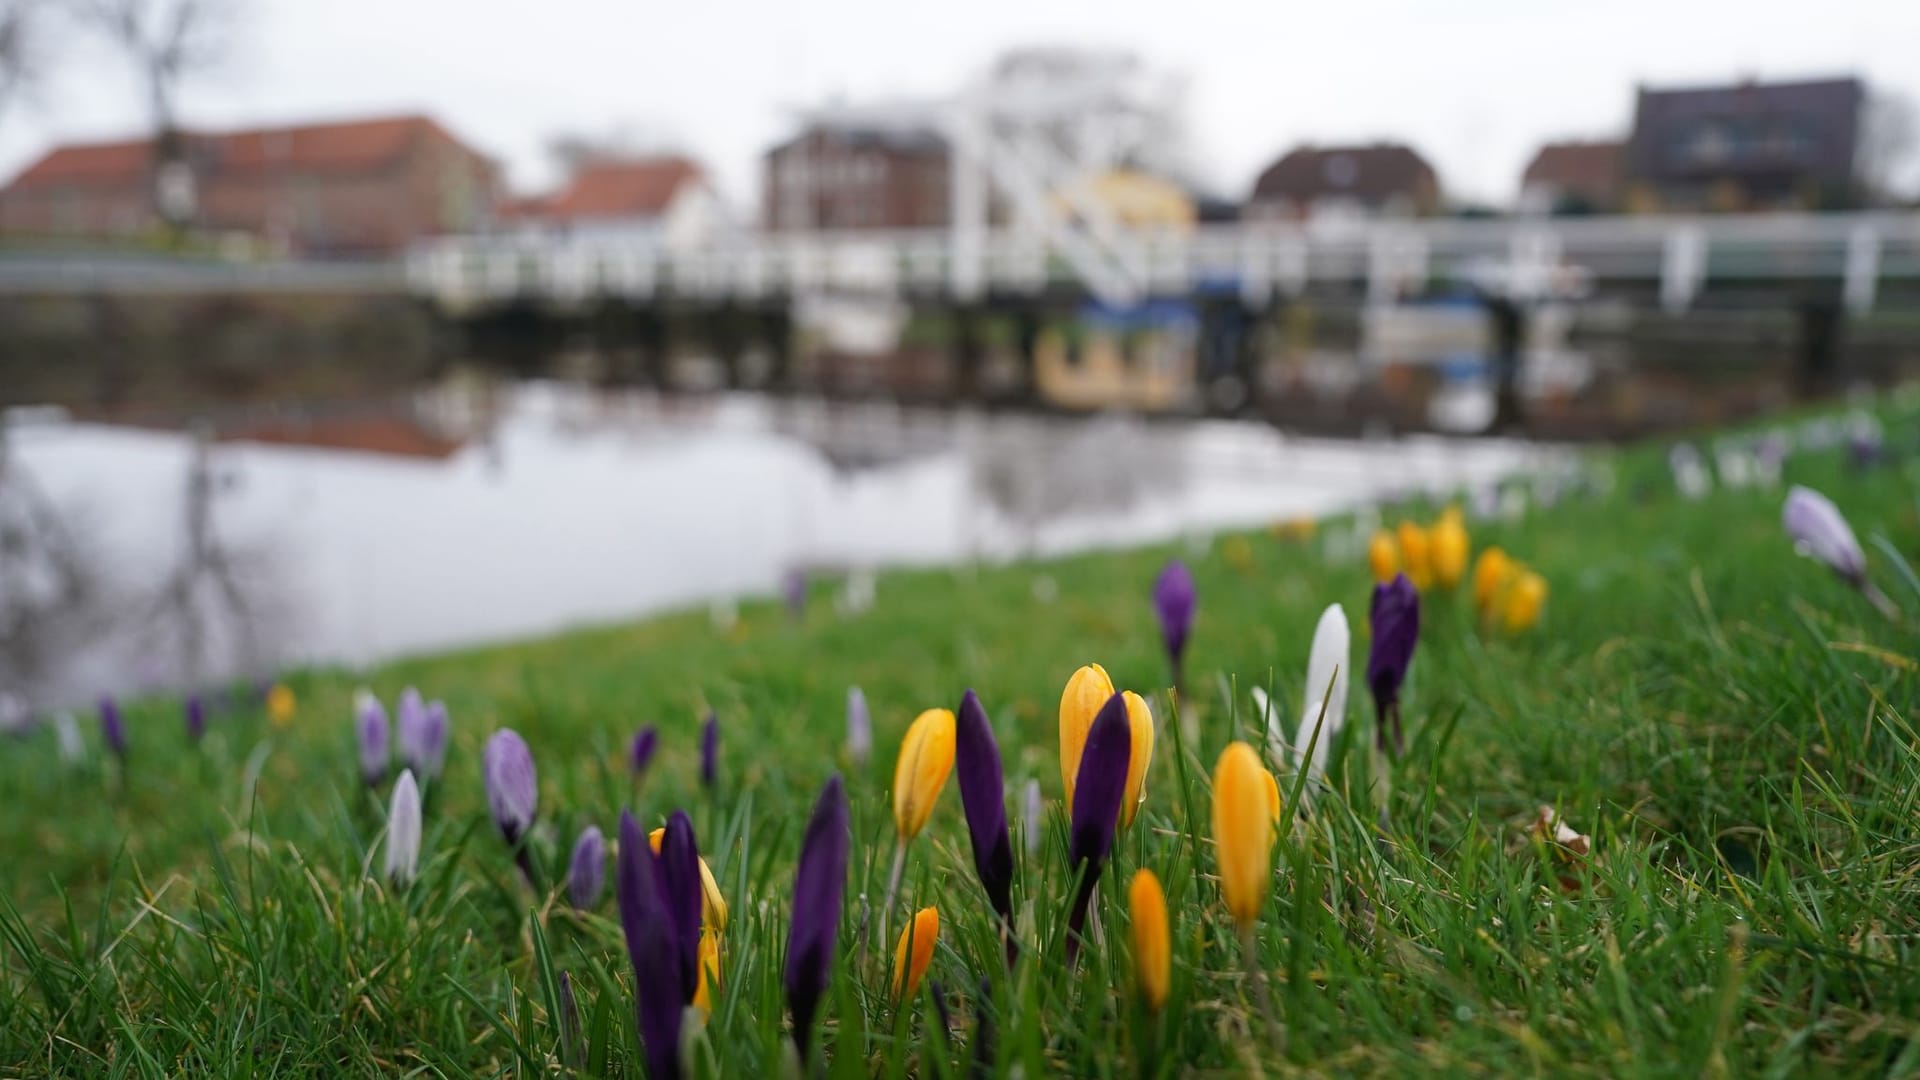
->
[67,0,239,228]
[0,0,48,129]
[1859,90,1919,207]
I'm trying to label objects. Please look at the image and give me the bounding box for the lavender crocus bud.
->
[954,690,1014,948]
[355,689,389,787]
[100,697,126,761]
[184,695,206,743]
[783,568,807,620]
[1366,574,1421,759]
[630,725,659,777]
[1065,693,1132,963]
[845,687,872,766]
[784,776,850,1059]
[385,769,422,886]
[417,701,449,779]
[699,713,719,790]
[1782,486,1893,622]
[568,825,606,909]
[1152,560,1197,685]
[395,688,426,770]
[482,729,538,845]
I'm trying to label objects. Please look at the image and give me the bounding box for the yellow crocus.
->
[1501,569,1548,633]
[893,708,956,841]
[1120,691,1155,829]
[1472,547,1512,613]
[1211,742,1275,930]
[1059,663,1116,808]
[1396,522,1432,590]
[1262,767,1282,824]
[648,828,730,930]
[692,925,722,1013]
[1366,530,1399,583]
[1222,535,1255,574]
[1128,869,1170,1013]
[266,684,296,727]
[1430,510,1469,589]
[890,906,939,1000]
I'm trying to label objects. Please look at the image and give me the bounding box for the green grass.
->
[7,398,1920,1077]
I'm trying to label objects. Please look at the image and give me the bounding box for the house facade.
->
[0,114,498,255]
[1623,77,1865,212]
[763,122,950,231]
[1519,140,1626,215]
[499,156,722,249]
[1245,143,1441,222]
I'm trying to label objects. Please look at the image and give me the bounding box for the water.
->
[1,381,1560,711]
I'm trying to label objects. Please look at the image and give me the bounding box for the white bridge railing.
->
[410,212,1920,315]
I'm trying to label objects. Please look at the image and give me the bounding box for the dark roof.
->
[1522,140,1625,197]
[767,121,948,159]
[1250,143,1438,206]
[503,157,703,222]
[1627,77,1864,185]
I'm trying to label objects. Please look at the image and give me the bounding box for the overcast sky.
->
[4,0,1917,211]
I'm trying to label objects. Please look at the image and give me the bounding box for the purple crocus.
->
[699,712,719,790]
[1367,573,1421,758]
[845,686,872,766]
[1784,485,1898,617]
[630,725,659,777]
[100,697,126,760]
[616,810,690,1080]
[784,567,808,620]
[184,695,206,743]
[656,812,704,997]
[417,701,449,779]
[397,689,448,780]
[1064,692,1132,963]
[1152,560,1197,688]
[954,689,1014,958]
[355,690,389,787]
[785,775,850,1059]
[481,729,538,846]
[568,825,606,909]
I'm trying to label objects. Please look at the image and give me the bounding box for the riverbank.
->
[3,395,1918,1075]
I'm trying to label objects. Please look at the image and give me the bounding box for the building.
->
[1623,77,1865,212]
[0,114,498,255]
[1518,140,1626,215]
[1246,143,1441,222]
[499,156,721,249]
[1051,169,1197,231]
[763,122,950,231]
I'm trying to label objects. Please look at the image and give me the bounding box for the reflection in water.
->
[6,382,1561,709]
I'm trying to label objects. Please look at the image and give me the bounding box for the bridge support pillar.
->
[950,303,988,404]
[1795,297,1846,398]
[1483,295,1526,433]
[761,300,794,393]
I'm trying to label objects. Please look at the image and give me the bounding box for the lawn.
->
[4,397,1920,1077]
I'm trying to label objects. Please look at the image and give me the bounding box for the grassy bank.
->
[4,399,1920,1077]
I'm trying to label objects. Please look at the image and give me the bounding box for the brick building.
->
[499,155,721,249]
[1246,143,1442,222]
[763,122,950,231]
[1519,140,1626,215]
[1623,77,1865,212]
[0,114,498,255]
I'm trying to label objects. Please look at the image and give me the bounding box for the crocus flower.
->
[1367,529,1399,583]
[1152,560,1196,686]
[954,690,1013,947]
[1395,522,1432,590]
[1783,485,1898,618]
[1669,443,1711,499]
[1367,574,1420,758]
[558,971,584,1069]
[700,712,719,789]
[184,695,205,743]
[615,810,691,1080]
[385,769,422,886]
[1472,547,1513,614]
[54,712,84,764]
[266,683,296,727]
[883,707,955,951]
[1118,692,1155,828]
[1500,570,1548,633]
[416,700,449,779]
[783,567,807,619]
[482,729,538,845]
[569,825,606,909]
[630,725,659,777]
[100,697,126,760]
[785,775,850,1058]
[890,906,939,1000]
[1129,868,1170,1013]
[1021,778,1044,856]
[1211,742,1273,932]
[654,812,705,997]
[648,827,730,930]
[355,689,389,787]
[1058,664,1153,826]
[1292,602,1349,785]
[1430,508,1469,589]
[693,925,722,1015]
[395,688,426,770]
[1065,692,1132,963]
[845,686,872,766]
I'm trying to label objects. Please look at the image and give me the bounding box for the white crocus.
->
[385,769,423,886]
[1296,602,1350,785]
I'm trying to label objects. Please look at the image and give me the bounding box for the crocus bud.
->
[100,697,126,760]
[1500,569,1548,633]
[569,825,606,909]
[1058,663,1115,809]
[54,712,84,763]
[693,926,722,1014]
[184,695,205,743]
[1211,742,1274,930]
[266,683,296,727]
[395,688,426,771]
[892,708,955,842]
[1152,560,1197,682]
[1367,574,1420,758]
[1783,485,1867,588]
[655,812,705,999]
[954,690,1013,934]
[385,769,422,886]
[699,712,719,790]
[616,810,687,1080]
[417,701,449,779]
[482,729,538,845]
[846,686,872,766]
[1395,522,1432,590]
[630,725,659,776]
[1119,691,1154,829]
[355,689,389,787]
[1065,692,1132,963]
[890,906,939,1000]
[648,827,730,930]
[1263,767,1282,823]
[1129,869,1170,1013]
[1295,602,1349,783]
[1430,509,1469,589]
[1472,547,1512,613]
[785,776,850,1057]
[1367,530,1399,583]
[783,567,807,619]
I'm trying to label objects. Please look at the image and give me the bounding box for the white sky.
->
[4,0,1918,212]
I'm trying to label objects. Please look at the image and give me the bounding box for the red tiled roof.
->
[515,157,703,222]
[1522,140,1624,195]
[1250,143,1439,207]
